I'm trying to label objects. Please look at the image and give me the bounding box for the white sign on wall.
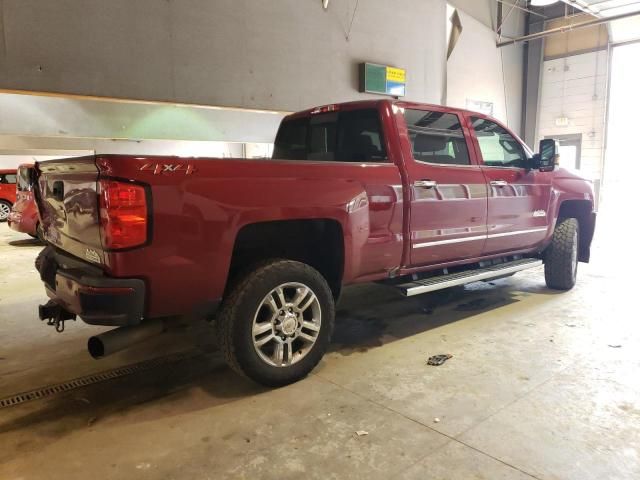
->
[465,99,494,116]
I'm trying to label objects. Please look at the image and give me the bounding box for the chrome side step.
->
[397,258,543,297]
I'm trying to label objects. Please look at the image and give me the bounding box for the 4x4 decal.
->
[139,163,196,175]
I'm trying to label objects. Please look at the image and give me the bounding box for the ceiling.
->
[558,0,640,18]
[533,1,640,44]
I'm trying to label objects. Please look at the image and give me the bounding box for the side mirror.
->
[536,138,559,172]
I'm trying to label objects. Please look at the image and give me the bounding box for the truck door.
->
[466,115,551,254]
[397,106,488,267]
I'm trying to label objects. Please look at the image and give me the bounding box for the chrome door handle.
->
[414,180,437,189]
[490,180,508,187]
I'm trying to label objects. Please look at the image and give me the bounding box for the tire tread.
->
[216,259,334,386]
[544,218,579,290]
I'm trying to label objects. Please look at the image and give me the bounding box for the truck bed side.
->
[38,154,404,319]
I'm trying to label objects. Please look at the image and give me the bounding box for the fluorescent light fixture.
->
[530,0,559,6]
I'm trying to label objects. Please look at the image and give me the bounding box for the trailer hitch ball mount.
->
[39,300,76,333]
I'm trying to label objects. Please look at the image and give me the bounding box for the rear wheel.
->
[544,218,579,290]
[0,200,11,222]
[216,259,334,387]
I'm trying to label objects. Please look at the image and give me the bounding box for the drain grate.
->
[0,350,197,409]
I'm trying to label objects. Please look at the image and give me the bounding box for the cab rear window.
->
[17,167,33,191]
[273,109,387,163]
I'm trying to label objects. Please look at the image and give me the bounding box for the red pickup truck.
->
[34,100,596,386]
[0,168,18,221]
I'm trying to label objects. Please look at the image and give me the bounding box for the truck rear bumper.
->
[36,246,145,326]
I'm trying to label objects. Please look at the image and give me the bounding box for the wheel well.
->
[227,219,344,299]
[557,200,594,262]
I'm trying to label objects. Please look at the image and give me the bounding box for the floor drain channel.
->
[0,350,198,409]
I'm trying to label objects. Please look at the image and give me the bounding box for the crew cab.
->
[33,100,596,386]
[8,164,41,239]
[0,168,18,222]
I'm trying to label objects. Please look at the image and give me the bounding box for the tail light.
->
[98,180,148,249]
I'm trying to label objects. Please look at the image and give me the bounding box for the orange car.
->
[7,164,41,239]
[0,168,18,222]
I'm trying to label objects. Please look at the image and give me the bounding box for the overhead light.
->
[531,0,559,6]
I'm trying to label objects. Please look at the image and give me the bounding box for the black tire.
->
[0,200,11,222]
[544,218,579,290]
[216,259,335,387]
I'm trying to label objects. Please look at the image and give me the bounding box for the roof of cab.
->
[285,99,492,121]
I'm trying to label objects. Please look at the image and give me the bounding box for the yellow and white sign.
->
[386,67,406,83]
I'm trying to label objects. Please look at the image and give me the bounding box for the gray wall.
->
[0,0,446,111]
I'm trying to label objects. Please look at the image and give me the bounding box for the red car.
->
[8,164,41,238]
[0,168,18,222]
[33,100,596,386]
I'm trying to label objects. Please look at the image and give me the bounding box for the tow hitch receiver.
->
[39,300,76,332]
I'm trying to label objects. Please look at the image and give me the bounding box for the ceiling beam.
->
[497,8,640,46]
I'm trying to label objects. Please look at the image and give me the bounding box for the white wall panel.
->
[537,51,608,181]
[446,8,525,135]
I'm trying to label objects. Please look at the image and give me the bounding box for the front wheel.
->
[544,218,579,290]
[216,259,335,387]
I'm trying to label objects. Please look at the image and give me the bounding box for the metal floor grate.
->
[0,350,197,409]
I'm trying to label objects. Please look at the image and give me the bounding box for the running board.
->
[397,258,543,297]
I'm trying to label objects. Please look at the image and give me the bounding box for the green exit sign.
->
[359,62,406,97]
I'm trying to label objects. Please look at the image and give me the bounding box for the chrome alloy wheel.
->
[252,282,322,367]
[0,202,10,221]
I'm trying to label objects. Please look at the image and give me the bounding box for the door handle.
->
[490,180,508,187]
[414,179,437,189]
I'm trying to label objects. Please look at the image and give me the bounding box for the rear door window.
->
[403,109,470,166]
[273,108,387,162]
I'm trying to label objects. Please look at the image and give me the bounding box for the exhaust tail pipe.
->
[88,318,169,359]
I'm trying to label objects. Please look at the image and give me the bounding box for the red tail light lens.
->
[98,180,148,249]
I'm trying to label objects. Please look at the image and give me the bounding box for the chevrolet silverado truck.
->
[33,100,596,386]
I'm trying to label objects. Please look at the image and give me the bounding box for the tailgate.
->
[36,156,105,265]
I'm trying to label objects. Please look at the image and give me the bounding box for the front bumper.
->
[36,246,145,326]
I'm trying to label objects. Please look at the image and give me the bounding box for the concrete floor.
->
[0,212,638,480]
